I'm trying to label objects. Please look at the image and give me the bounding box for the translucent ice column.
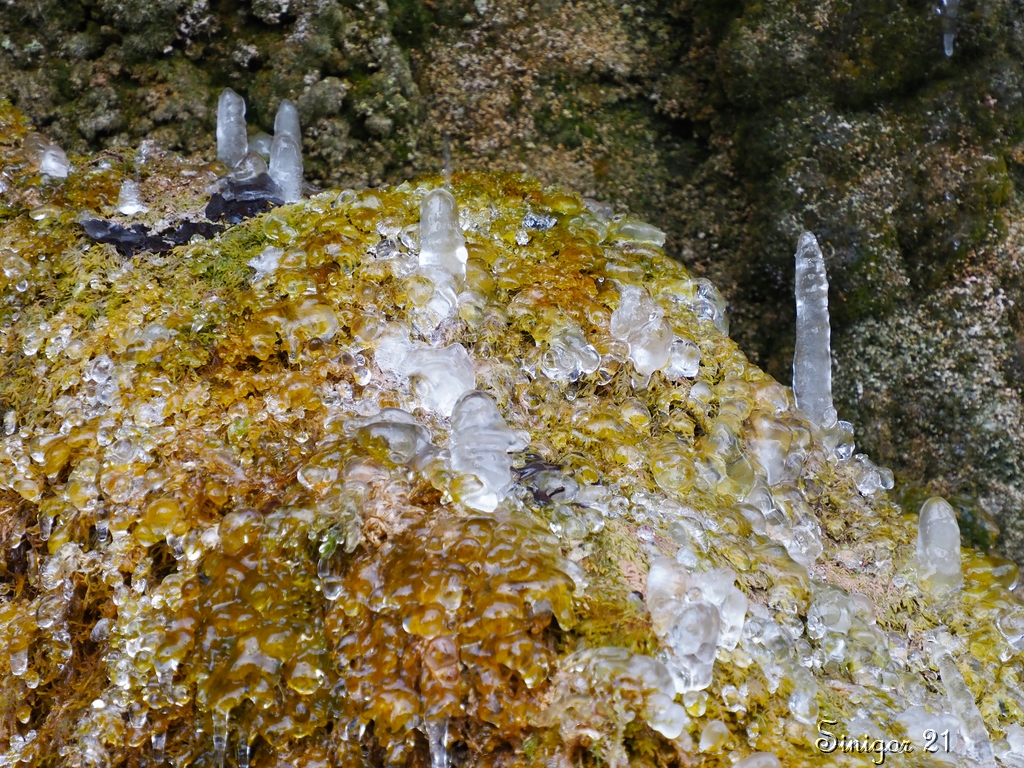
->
[217,88,248,168]
[274,99,301,145]
[449,391,520,513]
[917,497,963,596]
[792,232,836,427]
[269,135,302,203]
[420,189,468,279]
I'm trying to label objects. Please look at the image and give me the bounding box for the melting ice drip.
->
[792,232,836,429]
[216,88,303,202]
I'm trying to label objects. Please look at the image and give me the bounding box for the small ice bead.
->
[269,134,303,203]
[39,145,70,178]
[249,132,273,158]
[733,753,781,768]
[116,179,148,215]
[419,189,468,279]
[274,98,301,144]
[917,497,963,596]
[217,88,248,168]
[699,719,729,752]
[230,151,268,182]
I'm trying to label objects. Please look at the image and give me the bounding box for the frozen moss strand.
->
[792,232,837,428]
[216,89,248,169]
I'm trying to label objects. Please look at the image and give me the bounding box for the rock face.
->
[1,101,1024,767]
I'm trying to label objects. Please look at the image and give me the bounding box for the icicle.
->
[426,718,450,768]
[151,730,166,762]
[419,188,467,279]
[236,729,251,768]
[274,99,301,145]
[269,134,302,203]
[929,634,996,767]
[216,88,248,169]
[212,710,229,768]
[792,232,836,428]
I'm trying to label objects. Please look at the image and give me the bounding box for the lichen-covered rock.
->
[1,100,1024,767]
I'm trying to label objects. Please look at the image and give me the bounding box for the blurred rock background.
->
[4,0,1024,565]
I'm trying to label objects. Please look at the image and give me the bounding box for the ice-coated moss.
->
[1,101,1024,766]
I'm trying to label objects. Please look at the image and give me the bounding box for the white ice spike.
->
[269,134,303,203]
[274,99,301,145]
[216,88,248,168]
[792,232,836,427]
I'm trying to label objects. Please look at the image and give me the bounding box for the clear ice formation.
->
[414,189,469,328]
[792,231,837,427]
[230,152,269,182]
[610,284,674,382]
[733,754,782,768]
[39,144,71,178]
[448,391,521,512]
[26,133,71,178]
[938,0,959,57]
[540,321,601,382]
[930,633,997,767]
[645,558,747,693]
[216,88,248,169]
[249,132,273,158]
[542,646,689,765]
[269,134,302,203]
[917,496,963,596]
[274,99,301,146]
[116,179,148,215]
[419,189,469,280]
[405,344,476,417]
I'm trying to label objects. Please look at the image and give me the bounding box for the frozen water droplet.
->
[10,647,28,676]
[116,179,148,215]
[40,145,70,178]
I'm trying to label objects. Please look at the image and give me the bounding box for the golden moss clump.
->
[1,97,1024,768]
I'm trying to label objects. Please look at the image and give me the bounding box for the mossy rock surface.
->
[1,99,1024,767]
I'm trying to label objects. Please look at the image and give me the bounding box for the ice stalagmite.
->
[269,135,302,203]
[274,99,301,145]
[419,189,468,279]
[792,232,836,427]
[917,497,963,596]
[216,89,248,168]
[414,188,469,328]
